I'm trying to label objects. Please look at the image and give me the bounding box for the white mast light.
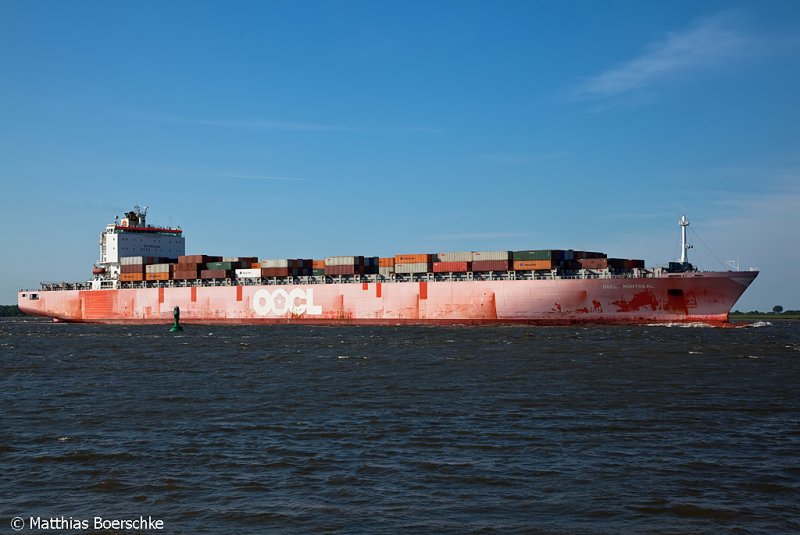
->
[679,215,693,264]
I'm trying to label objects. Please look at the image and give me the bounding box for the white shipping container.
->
[378,266,395,276]
[145,263,172,273]
[394,262,430,274]
[121,255,164,265]
[235,268,262,278]
[472,251,511,261]
[437,251,473,262]
[261,259,290,268]
[325,256,362,266]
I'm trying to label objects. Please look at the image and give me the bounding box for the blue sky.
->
[1,0,798,311]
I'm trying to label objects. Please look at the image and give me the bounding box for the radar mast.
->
[679,215,693,264]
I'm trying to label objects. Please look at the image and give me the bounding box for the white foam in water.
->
[739,321,772,328]
[646,322,715,328]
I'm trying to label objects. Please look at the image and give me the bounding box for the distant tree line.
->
[731,308,800,315]
[0,305,26,317]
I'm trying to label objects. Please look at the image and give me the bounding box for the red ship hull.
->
[18,271,757,326]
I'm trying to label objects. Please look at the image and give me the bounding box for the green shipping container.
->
[205,261,242,270]
[512,250,566,261]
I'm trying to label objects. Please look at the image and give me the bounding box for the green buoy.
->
[170,305,183,332]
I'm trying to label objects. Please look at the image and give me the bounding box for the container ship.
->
[18,207,758,325]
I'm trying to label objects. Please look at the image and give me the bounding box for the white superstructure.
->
[96,206,185,281]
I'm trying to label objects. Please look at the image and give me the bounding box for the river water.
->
[1,319,798,534]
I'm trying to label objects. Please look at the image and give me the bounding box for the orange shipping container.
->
[145,272,171,281]
[394,253,431,264]
[312,260,326,269]
[378,257,395,267]
[513,260,556,271]
[119,273,145,282]
[433,261,470,273]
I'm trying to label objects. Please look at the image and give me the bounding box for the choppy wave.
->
[2,320,799,533]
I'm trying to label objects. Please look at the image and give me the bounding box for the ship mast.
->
[679,215,692,264]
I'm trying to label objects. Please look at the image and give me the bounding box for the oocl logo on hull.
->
[253,288,323,316]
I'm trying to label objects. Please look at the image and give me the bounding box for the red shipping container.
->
[577,258,609,269]
[200,269,231,279]
[433,261,471,273]
[325,265,366,276]
[262,267,291,277]
[120,264,145,274]
[172,271,199,280]
[472,260,509,272]
[173,265,199,275]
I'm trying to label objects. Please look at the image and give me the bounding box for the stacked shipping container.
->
[394,253,432,274]
[113,247,646,283]
[575,258,645,270]
[378,257,394,277]
[325,256,366,276]
[433,251,472,273]
[259,259,313,277]
[472,251,511,272]
[173,255,214,280]
[511,250,567,271]
[120,256,173,282]
[145,263,173,281]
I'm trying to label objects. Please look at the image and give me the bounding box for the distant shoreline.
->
[730,313,800,321]
[0,305,27,317]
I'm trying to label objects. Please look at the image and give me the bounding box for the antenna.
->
[679,215,693,263]
[128,204,149,227]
